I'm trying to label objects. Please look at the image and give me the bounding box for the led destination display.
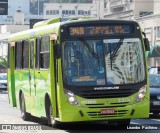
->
[69,25,133,36]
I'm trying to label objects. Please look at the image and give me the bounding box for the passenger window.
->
[40,36,50,69]
[15,41,22,69]
[30,41,34,69]
[22,40,29,69]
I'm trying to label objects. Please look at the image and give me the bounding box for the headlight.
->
[135,85,147,103]
[64,89,80,106]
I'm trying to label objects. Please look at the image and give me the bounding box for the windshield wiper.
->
[110,38,124,70]
[78,38,99,59]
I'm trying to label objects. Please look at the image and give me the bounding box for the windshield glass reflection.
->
[62,38,145,86]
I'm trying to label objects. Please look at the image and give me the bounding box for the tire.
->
[154,113,159,116]
[109,119,130,128]
[46,99,58,127]
[20,93,31,121]
[117,119,130,128]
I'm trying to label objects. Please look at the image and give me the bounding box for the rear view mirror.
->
[142,32,150,51]
[144,38,150,51]
[54,44,61,59]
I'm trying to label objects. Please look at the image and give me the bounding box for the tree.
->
[0,57,7,68]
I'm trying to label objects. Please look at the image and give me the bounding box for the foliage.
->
[0,57,7,68]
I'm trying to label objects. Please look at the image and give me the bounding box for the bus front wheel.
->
[45,99,57,127]
[20,93,31,121]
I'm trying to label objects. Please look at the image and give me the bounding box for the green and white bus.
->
[7,17,150,126]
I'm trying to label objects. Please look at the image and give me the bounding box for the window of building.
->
[46,10,49,15]
[112,7,124,13]
[88,10,91,15]
[66,10,69,15]
[78,10,91,15]
[50,10,53,15]
[104,2,107,8]
[78,10,84,15]
[62,10,65,15]
[72,10,75,15]
[56,10,59,15]
[84,11,88,15]
[62,10,75,15]
[139,11,153,17]
[47,10,59,15]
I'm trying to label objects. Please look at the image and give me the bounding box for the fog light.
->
[69,96,75,103]
[64,89,80,106]
[135,85,147,103]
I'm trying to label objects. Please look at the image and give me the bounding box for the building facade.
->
[0,0,30,24]
[104,0,154,20]
[0,0,44,25]
[43,2,97,19]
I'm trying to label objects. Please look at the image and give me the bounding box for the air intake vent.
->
[77,89,136,99]
[85,102,129,109]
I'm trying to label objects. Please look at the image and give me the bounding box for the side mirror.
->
[144,38,150,51]
[54,44,61,59]
[142,32,150,51]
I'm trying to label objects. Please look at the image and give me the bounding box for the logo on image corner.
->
[2,125,12,130]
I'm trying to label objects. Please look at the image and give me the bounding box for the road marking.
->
[1,119,15,124]
[130,121,140,125]
[151,119,160,122]
[0,95,8,99]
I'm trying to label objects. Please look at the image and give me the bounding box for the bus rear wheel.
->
[20,93,31,121]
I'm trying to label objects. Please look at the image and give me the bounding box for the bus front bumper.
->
[58,98,149,122]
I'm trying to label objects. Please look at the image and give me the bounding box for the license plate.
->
[153,101,160,105]
[101,109,115,114]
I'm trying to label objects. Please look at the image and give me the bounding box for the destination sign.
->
[69,25,133,36]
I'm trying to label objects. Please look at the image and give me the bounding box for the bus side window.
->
[36,37,41,69]
[22,40,29,69]
[40,36,50,69]
[15,41,22,69]
[30,41,34,69]
[8,43,10,69]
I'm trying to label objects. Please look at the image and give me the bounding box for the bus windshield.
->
[62,38,145,86]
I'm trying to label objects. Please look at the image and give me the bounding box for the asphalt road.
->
[0,91,160,133]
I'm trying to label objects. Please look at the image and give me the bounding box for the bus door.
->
[29,39,36,113]
[34,36,50,117]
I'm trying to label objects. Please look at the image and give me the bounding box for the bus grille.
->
[78,89,136,99]
[85,102,129,108]
[87,110,128,118]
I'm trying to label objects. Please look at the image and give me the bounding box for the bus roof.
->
[8,17,139,42]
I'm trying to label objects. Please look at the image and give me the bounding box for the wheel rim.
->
[21,95,25,117]
[49,106,54,124]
